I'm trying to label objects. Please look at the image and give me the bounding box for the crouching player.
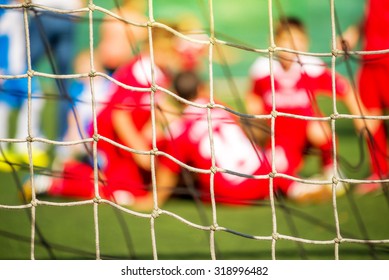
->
[246,17,365,195]
[21,25,177,204]
[131,71,340,211]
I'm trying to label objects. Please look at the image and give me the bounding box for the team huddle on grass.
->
[1,0,388,209]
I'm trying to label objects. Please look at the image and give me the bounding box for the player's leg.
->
[274,124,346,203]
[102,155,149,205]
[28,13,47,70]
[272,147,335,204]
[0,101,11,139]
[48,160,95,198]
[21,160,96,201]
[365,122,388,176]
[0,79,29,171]
[357,64,388,193]
[307,120,333,168]
[12,78,49,168]
[53,18,77,140]
[0,102,19,172]
[373,64,389,178]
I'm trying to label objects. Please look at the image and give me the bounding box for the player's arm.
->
[112,109,151,170]
[242,91,267,146]
[141,96,181,144]
[246,91,265,115]
[131,118,185,212]
[336,1,366,52]
[320,71,377,133]
[155,164,179,205]
[337,24,361,51]
[63,109,80,141]
[342,87,380,133]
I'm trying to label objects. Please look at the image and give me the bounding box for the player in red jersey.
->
[246,17,364,186]
[340,0,389,193]
[22,26,178,204]
[132,71,272,208]
[130,71,346,211]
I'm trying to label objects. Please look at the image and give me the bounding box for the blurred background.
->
[1,0,388,260]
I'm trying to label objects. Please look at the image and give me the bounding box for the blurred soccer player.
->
[246,17,363,191]
[29,0,86,140]
[131,71,345,211]
[340,0,389,193]
[22,25,178,204]
[55,49,111,162]
[92,25,177,201]
[132,71,273,209]
[0,0,47,171]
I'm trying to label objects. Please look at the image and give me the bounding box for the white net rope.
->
[0,0,389,260]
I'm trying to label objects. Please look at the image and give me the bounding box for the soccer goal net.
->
[0,0,388,260]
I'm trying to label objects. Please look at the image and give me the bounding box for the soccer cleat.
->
[287,170,348,204]
[112,190,135,206]
[355,173,384,195]
[0,149,21,172]
[18,149,50,169]
[287,181,333,204]
[0,147,50,173]
[322,165,349,197]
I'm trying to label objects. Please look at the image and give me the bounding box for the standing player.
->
[55,49,111,162]
[24,0,87,161]
[0,1,47,171]
[29,0,86,140]
[340,0,389,193]
[246,17,363,188]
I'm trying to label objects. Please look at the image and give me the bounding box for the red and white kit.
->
[160,98,291,204]
[249,56,349,175]
[49,55,169,200]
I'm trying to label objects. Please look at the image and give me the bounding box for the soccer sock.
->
[0,103,11,139]
[367,124,388,177]
[15,98,46,153]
